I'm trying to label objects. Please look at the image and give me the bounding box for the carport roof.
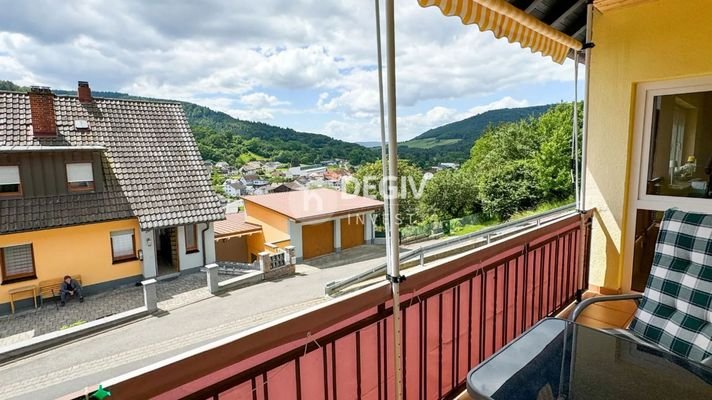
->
[243,188,383,223]
[214,212,262,238]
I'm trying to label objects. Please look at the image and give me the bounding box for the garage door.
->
[340,217,364,250]
[302,221,334,259]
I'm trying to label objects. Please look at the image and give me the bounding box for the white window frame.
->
[66,162,95,191]
[110,230,136,263]
[0,242,36,282]
[0,165,22,196]
[624,75,712,292]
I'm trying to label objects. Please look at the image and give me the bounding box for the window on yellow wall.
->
[111,230,136,263]
[1,244,36,283]
[185,224,199,253]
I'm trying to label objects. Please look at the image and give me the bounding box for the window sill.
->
[185,249,200,254]
[112,256,139,265]
[1,275,38,285]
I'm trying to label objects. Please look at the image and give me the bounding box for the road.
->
[0,246,390,400]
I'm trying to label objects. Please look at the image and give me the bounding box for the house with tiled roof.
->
[0,82,224,314]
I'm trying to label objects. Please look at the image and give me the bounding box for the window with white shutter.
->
[111,230,136,263]
[0,165,22,196]
[1,244,36,281]
[66,162,95,192]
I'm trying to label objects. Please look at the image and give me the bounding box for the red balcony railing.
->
[70,210,593,400]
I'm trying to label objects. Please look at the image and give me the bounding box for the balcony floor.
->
[574,296,638,329]
[459,294,638,399]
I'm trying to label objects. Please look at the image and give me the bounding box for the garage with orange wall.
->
[301,221,334,259]
[340,217,364,250]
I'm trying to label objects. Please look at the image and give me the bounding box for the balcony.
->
[63,210,594,399]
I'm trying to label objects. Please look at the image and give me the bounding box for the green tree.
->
[533,102,583,200]
[420,170,480,220]
[478,160,542,219]
[460,102,580,220]
[348,159,424,226]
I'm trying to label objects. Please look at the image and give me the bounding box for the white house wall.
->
[288,219,304,262]
[139,229,158,278]
[175,222,216,271]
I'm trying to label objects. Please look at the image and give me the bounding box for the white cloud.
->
[467,97,530,117]
[240,92,288,107]
[0,0,574,141]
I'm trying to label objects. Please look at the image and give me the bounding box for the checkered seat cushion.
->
[628,209,712,362]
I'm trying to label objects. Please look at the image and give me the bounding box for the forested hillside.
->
[0,80,377,167]
[398,104,551,167]
[182,102,377,166]
[429,102,582,220]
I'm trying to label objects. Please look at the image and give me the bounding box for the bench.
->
[8,285,38,314]
[39,275,82,309]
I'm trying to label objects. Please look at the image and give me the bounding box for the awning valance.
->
[417,0,583,64]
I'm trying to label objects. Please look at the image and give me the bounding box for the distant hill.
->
[1,80,551,168]
[0,80,377,167]
[398,105,552,167]
[355,141,383,148]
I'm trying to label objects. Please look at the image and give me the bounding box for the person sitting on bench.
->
[60,275,84,306]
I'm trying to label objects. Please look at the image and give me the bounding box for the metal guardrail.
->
[325,203,576,295]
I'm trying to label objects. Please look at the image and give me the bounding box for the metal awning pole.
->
[577,0,595,305]
[573,51,580,211]
[385,0,403,398]
[580,0,594,211]
[375,0,391,265]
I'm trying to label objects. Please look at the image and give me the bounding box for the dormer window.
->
[66,162,95,192]
[0,166,22,197]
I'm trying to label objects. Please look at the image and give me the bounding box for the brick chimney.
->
[77,81,92,103]
[28,86,57,137]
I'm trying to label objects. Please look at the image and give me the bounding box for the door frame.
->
[155,227,180,274]
[623,75,712,292]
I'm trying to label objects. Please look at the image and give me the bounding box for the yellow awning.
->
[418,0,583,64]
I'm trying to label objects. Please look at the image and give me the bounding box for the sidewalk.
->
[0,246,392,400]
[0,272,234,348]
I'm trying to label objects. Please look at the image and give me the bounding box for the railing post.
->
[205,263,220,295]
[258,251,272,273]
[419,248,424,267]
[141,278,158,313]
[285,246,296,265]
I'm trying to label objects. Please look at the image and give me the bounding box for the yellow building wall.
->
[585,0,712,291]
[0,219,142,304]
[244,201,290,242]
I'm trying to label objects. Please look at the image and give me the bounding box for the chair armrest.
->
[570,293,643,322]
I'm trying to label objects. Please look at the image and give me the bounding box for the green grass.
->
[509,197,574,221]
[237,151,267,164]
[447,197,574,237]
[449,220,498,236]
[60,320,87,330]
[401,138,462,149]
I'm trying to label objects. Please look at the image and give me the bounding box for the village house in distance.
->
[0,82,224,314]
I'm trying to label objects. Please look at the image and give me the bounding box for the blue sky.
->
[0,0,582,142]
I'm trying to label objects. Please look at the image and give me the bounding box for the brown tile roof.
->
[0,91,224,233]
[243,188,382,222]
[214,212,262,237]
